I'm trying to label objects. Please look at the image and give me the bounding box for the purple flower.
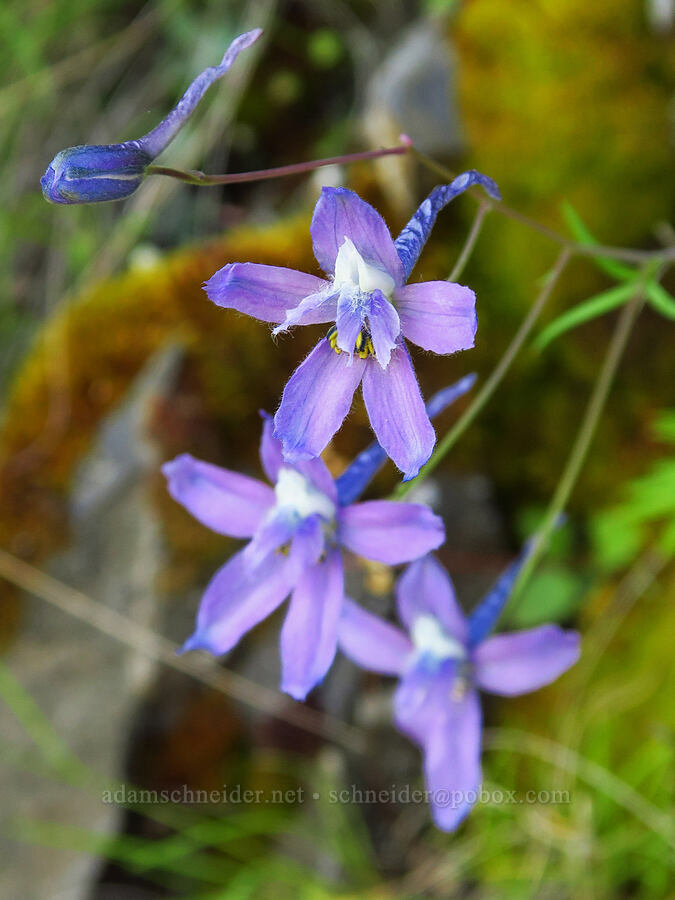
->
[41,30,261,204]
[205,172,500,480]
[162,414,444,701]
[338,553,580,831]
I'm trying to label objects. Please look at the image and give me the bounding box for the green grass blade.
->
[533,281,637,351]
[561,202,635,280]
[646,282,675,320]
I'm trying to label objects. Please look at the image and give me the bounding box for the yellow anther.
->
[326,325,375,358]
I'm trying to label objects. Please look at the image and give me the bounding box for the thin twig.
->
[0,549,366,755]
[146,143,409,186]
[411,148,675,266]
[513,293,645,597]
[394,247,571,499]
[448,201,490,282]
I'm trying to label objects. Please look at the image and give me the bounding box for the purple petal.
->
[395,281,477,355]
[339,500,444,564]
[243,512,296,568]
[205,263,328,324]
[139,30,263,158]
[338,597,412,676]
[394,660,456,746]
[274,339,365,461]
[294,457,339,502]
[162,454,274,538]
[361,344,435,480]
[272,287,338,335]
[288,514,325,573]
[368,290,401,368]
[423,688,482,832]
[335,288,365,358]
[182,548,295,656]
[310,187,405,284]
[396,556,467,643]
[280,550,344,700]
[259,411,284,483]
[260,411,337,500]
[474,626,580,696]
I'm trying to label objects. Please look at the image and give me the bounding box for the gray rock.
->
[363,21,464,156]
[0,346,181,900]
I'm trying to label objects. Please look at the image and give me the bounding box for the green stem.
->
[146,142,409,187]
[448,201,490,282]
[393,247,571,499]
[512,293,645,598]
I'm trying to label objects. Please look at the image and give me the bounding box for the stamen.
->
[326,325,375,359]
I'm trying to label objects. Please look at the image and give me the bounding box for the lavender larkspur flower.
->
[41,29,261,204]
[162,414,444,701]
[205,172,499,479]
[338,553,580,831]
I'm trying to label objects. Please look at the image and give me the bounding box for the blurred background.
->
[0,1,673,897]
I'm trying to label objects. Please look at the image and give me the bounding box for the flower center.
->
[333,236,395,298]
[411,615,467,662]
[274,467,336,523]
[327,324,375,359]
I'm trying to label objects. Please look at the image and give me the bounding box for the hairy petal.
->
[338,597,412,676]
[205,263,328,324]
[272,287,338,335]
[423,688,482,832]
[361,344,435,480]
[395,281,477,355]
[182,549,295,656]
[274,339,366,461]
[474,626,581,696]
[162,454,274,538]
[311,187,405,284]
[368,290,401,368]
[280,550,344,700]
[396,556,467,643]
[339,500,444,564]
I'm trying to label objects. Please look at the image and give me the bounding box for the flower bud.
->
[41,28,261,205]
[40,142,151,205]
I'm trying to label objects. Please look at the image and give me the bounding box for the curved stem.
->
[146,142,409,186]
[394,247,571,499]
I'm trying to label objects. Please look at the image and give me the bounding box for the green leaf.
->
[645,282,675,320]
[506,566,585,627]
[652,409,675,443]
[533,281,637,351]
[561,202,635,281]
